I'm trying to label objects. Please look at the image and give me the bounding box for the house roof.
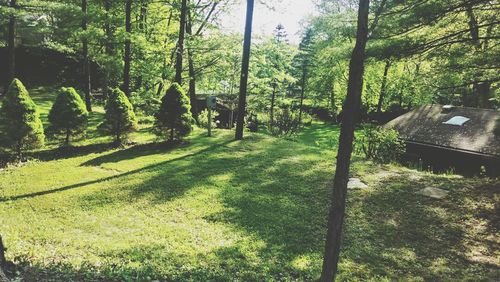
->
[384,104,500,157]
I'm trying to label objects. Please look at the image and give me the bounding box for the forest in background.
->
[0,0,498,123]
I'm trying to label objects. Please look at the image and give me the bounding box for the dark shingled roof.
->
[384,105,500,157]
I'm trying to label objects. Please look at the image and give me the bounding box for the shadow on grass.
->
[0,139,235,203]
[80,142,178,167]
[32,143,114,162]
[11,244,276,281]
[339,174,500,280]
[6,132,499,281]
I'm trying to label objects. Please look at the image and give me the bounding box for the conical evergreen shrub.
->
[99,88,137,144]
[48,87,89,145]
[155,83,193,141]
[0,78,45,156]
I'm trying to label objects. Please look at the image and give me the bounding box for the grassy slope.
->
[0,88,498,281]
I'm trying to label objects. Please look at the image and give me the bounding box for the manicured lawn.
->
[0,88,498,281]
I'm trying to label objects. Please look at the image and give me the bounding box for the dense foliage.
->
[0,78,44,156]
[198,109,218,130]
[155,83,193,141]
[48,87,89,145]
[100,88,138,144]
[269,108,301,137]
[358,127,405,164]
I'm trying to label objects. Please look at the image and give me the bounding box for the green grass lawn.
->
[0,88,499,281]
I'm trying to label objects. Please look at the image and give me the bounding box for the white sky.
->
[219,0,317,44]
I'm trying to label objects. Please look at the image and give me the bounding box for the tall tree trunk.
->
[5,0,16,91]
[298,68,306,124]
[235,0,255,140]
[0,235,6,268]
[123,0,132,97]
[320,0,370,281]
[376,60,391,116]
[135,0,147,90]
[103,0,113,95]
[186,12,198,118]
[175,0,188,84]
[270,83,277,127]
[330,80,336,119]
[82,0,92,112]
[0,235,6,282]
[465,4,491,108]
[65,129,70,145]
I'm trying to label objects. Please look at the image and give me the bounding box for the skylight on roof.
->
[443,116,470,126]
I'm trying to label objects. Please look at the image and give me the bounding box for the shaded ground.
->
[0,88,498,281]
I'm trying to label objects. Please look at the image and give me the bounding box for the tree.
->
[175,0,188,84]
[0,79,45,157]
[320,0,371,280]
[48,87,89,145]
[122,0,132,97]
[155,83,193,141]
[376,60,391,115]
[5,0,16,91]
[82,0,92,111]
[293,28,314,123]
[235,0,255,140]
[100,88,138,144]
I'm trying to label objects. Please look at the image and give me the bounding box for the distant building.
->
[385,105,500,175]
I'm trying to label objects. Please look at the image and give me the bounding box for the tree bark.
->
[186,11,198,118]
[5,0,16,91]
[376,60,391,115]
[320,0,370,281]
[0,235,6,268]
[123,0,132,97]
[298,67,306,124]
[235,0,255,140]
[330,80,336,119]
[82,0,92,112]
[175,0,188,84]
[103,0,113,95]
[135,0,147,90]
[465,4,491,108]
[65,129,70,145]
[270,83,277,127]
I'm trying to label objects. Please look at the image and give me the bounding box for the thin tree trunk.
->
[123,0,132,97]
[330,81,336,119]
[5,0,16,91]
[235,0,255,140]
[175,0,188,84]
[103,0,113,95]
[376,60,391,116]
[320,0,370,281]
[298,67,306,123]
[82,0,92,112]
[186,12,198,118]
[270,83,277,127]
[465,4,491,108]
[65,129,70,145]
[135,0,147,90]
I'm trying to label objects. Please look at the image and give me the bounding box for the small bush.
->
[99,88,138,144]
[198,109,219,130]
[301,112,313,126]
[269,108,300,137]
[155,83,193,141]
[48,87,89,145]
[0,78,45,157]
[358,127,405,163]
